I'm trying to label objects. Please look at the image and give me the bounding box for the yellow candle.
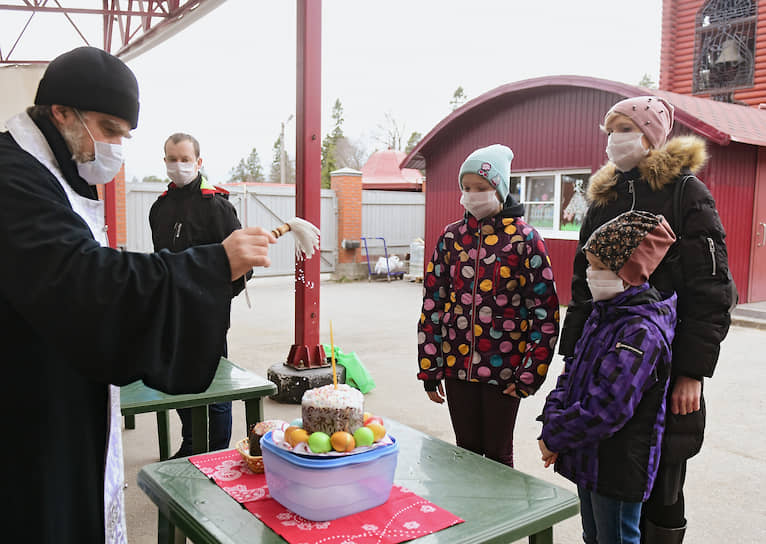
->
[330,320,337,389]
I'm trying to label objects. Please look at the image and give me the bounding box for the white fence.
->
[362,190,425,258]
[126,183,425,276]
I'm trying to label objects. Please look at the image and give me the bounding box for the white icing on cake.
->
[301,384,364,435]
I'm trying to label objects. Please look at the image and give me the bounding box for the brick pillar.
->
[330,168,364,278]
[115,164,127,249]
[97,164,127,249]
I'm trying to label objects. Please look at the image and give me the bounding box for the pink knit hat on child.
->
[605,96,675,149]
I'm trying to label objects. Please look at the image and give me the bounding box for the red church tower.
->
[660,0,766,105]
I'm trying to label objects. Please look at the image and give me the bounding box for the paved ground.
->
[123,276,766,543]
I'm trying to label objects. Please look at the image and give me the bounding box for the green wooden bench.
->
[138,418,579,544]
[121,357,277,459]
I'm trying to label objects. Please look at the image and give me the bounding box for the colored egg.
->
[365,422,386,442]
[330,431,356,452]
[289,418,303,428]
[308,432,332,453]
[353,426,375,447]
[283,425,301,443]
[287,428,310,448]
[364,415,384,427]
[363,412,372,423]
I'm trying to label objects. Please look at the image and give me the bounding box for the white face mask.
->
[166,161,198,186]
[460,191,501,220]
[586,268,626,302]
[74,111,124,185]
[606,132,649,172]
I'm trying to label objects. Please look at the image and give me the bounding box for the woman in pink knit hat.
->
[557,96,736,543]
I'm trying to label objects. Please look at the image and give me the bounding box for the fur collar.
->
[587,135,708,206]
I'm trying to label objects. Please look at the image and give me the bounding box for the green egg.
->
[353,426,374,447]
[307,432,332,453]
[290,418,303,428]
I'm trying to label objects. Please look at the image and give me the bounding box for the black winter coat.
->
[0,113,234,542]
[559,135,735,463]
[149,175,248,297]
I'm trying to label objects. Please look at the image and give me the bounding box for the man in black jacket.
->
[150,133,249,458]
[0,46,276,543]
[559,96,734,543]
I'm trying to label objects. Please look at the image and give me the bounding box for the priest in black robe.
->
[0,46,276,543]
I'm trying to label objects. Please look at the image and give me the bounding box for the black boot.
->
[642,519,686,544]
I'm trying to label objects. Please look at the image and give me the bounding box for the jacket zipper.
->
[172,222,183,251]
[628,180,636,210]
[468,221,484,378]
[615,341,644,356]
[707,237,716,276]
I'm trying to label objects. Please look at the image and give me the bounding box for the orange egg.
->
[365,422,386,442]
[287,428,310,448]
[283,425,300,442]
[330,431,356,452]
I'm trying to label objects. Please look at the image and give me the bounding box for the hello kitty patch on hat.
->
[459,144,514,202]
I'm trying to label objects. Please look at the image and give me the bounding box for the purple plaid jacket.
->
[541,284,676,502]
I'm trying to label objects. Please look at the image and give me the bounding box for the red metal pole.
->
[286,0,326,368]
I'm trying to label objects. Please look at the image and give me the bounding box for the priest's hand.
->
[222,227,277,280]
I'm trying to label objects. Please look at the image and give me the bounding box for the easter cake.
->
[301,383,364,436]
[248,419,289,456]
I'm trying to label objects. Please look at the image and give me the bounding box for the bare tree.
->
[375,112,406,151]
[334,136,369,170]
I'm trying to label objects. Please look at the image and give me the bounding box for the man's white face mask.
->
[586,268,626,302]
[166,162,198,186]
[74,110,124,185]
[606,132,649,172]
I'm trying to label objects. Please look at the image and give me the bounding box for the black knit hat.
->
[35,47,140,129]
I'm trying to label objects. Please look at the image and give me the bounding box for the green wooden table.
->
[138,419,579,544]
[121,357,277,460]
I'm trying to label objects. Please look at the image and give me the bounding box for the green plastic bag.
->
[323,344,376,394]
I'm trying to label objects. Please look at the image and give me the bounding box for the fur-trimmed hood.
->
[587,135,708,206]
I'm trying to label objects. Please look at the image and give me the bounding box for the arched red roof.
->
[401,74,766,170]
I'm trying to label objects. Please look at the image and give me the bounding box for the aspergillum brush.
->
[271,217,321,260]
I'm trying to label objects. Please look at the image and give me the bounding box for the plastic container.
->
[261,431,399,521]
[409,238,425,277]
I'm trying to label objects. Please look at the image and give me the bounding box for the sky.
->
[1,0,663,183]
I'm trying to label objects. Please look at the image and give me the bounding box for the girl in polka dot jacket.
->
[417,144,560,467]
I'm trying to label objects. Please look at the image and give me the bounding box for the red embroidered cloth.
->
[190,450,463,544]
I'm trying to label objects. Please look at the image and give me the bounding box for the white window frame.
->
[510,169,591,241]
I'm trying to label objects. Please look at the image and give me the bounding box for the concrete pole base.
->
[267,362,347,404]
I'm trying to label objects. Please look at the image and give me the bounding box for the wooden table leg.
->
[244,398,265,436]
[124,414,135,429]
[529,526,553,544]
[156,410,170,461]
[191,405,209,455]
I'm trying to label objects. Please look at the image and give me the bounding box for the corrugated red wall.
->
[420,86,757,304]
[702,140,758,297]
[661,0,766,106]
